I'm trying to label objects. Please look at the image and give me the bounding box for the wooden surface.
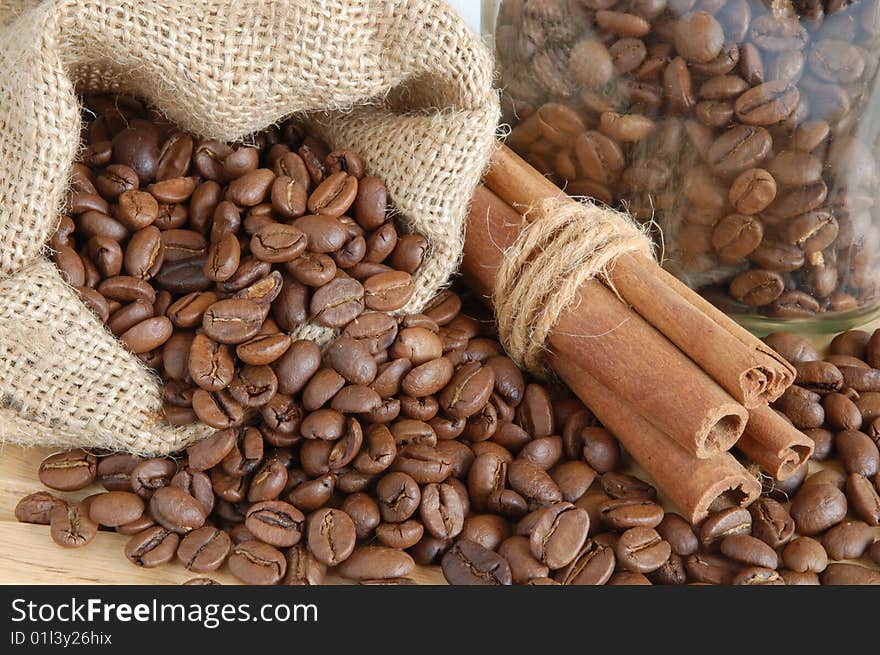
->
[2,323,879,585]
[0,444,445,585]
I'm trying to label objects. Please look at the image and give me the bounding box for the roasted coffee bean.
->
[225,168,275,207]
[300,409,346,440]
[783,536,828,574]
[270,175,308,221]
[87,236,123,279]
[822,520,874,561]
[439,362,495,419]
[358,269,413,312]
[245,500,304,547]
[390,234,427,274]
[326,336,377,385]
[708,125,772,177]
[302,369,346,411]
[341,493,381,540]
[796,361,844,394]
[236,332,291,367]
[730,566,784,586]
[518,436,562,471]
[130,459,176,498]
[553,538,616,586]
[530,502,590,568]
[700,506,751,547]
[336,546,415,581]
[823,394,863,432]
[712,213,763,260]
[176,526,231,572]
[250,222,307,263]
[729,269,784,306]
[402,357,454,398]
[790,483,847,536]
[441,539,512,585]
[50,502,98,548]
[203,234,240,282]
[306,507,356,566]
[228,365,278,407]
[375,519,424,550]
[376,472,421,523]
[283,544,327,586]
[392,443,452,483]
[458,514,509,552]
[160,229,207,263]
[508,459,562,506]
[607,571,653,585]
[188,334,235,391]
[846,473,880,526]
[192,389,245,429]
[149,486,206,534]
[228,541,287,585]
[286,473,334,511]
[749,498,794,549]
[419,481,466,540]
[170,468,214,516]
[656,513,698,556]
[674,11,723,64]
[822,563,880,585]
[354,424,397,475]
[202,298,263,344]
[247,457,289,502]
[15,491,62,525]
[684,552,736,585]
[599,497,664,530]
[120,316,173,353]
[39,450,98,491]
[498,536,549,584]
[763,333,818,365]
[615,527,670,573]
[125,526,179,567]
[114,515,156,538]
[577,427,619,473]
[187,428,237,472]
[836,430,880,477]
[720,534,778,569]
[88,491,145,527]
[310,277,364,328]
[601,472,655,500]
[307,172,358,217]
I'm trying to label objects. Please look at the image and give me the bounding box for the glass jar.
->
[483,0,880,332]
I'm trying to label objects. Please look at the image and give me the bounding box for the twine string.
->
[492,197,654,378]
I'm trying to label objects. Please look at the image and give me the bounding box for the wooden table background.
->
[2,322,879,585]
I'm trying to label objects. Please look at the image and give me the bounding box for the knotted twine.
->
[492,197,655,379]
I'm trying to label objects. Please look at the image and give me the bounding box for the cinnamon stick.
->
[465,186,747,459]
[736,406,814,481]
[551,356,761,524]
[483,144,795,408]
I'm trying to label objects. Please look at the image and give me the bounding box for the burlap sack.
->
[0,0,499,455]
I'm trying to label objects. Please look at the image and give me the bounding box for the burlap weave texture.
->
[0,0,499,455]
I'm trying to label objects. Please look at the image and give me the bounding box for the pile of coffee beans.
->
[15,94,880,584]
[52,94,428,428]
[496,0,880,318]
[16,320,880,585]
[18,319,880,586]
[764,330,880,548]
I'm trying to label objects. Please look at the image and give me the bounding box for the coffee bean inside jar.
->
[495,0,880,322]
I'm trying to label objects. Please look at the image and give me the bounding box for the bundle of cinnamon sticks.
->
[463,144,813,524]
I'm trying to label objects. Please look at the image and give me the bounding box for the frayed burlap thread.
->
[0,0,499,455]
[493,197,654,379]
